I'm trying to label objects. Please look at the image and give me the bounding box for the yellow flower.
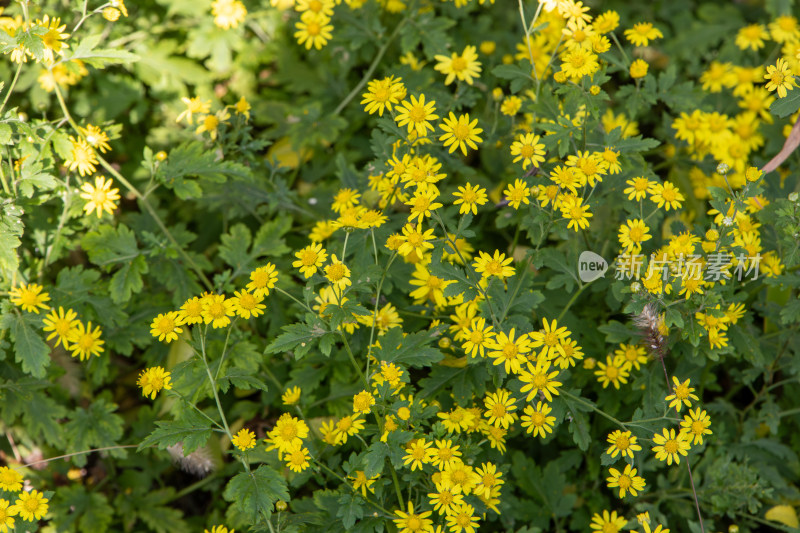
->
[201,293,236,328]
[428,482,465,516]
[349,471,379,497]
[295,0,335,16]
[395,94,439,137]
[0,498,17,532]
[606,464,646,498]
[393,502,433,533]
[66,136,98,176]
[205,526,235,533]
[487,328,531,375]
[331,188,361,213]
[0,467,23,492]
[293,243,328,278]
[519,359,562,402]
[560,47,599,80]
[409,264,453,307]
[12,490,48,522]
[461,317,494,358]
[234,96,251,119]
[352,390,375,414]
[500,95,522,116]
[150,311,184,343]
[560,195,593,231]
[735,23,768,51]
[503,178,531,209]
[361,76,406,116]
[453,182,488,215]
[282,386,301,405]
[177,296,205,325]
[483,389,516,429]
[618,219,652,253]
[397,223,435,260]
[764,57,795,98]
[332,414,364,445]
[606,429,642,459]
[267,413,309,452]
[510,133,545,170]
[528,317,570,359]
[284,443,311,472]
[445,503,480,533]
[665,376,699,412]
[68,321,104,360]
[648,181,684,211]
[406,189,443,224]
[590,510,627,533]
[80,176,120,218]
[439,112,483,155]
[594,355,629,389]
[624,177,654,201]
[231,290,266,319]
[137,366,173,399]
[232,428,257,451]
[246,263,278,297]
[78,124,111,153]
[212,0,247,29]
[434,45,482,85]
[9,283,51,314]
[294,11,333,50]
[472,250,515,280]
[36,15,69,62]
[176,96,211,125]
[630,58,649,79]
[680,408,712,445]
[624,21,663,46]
[652,427,691,465]
[402,438,433,471]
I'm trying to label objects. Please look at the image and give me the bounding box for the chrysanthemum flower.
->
[361,76,406,116]
[428,482,464,516]
[332,414,364,445]
[473,250,515,280]
[402,438,433,471]
[624,21,663,46]
[150,311,184,342]
[589,509,627,533]
[397,223,435,260]
[78,124,111,153]
[439,112,483,155]
[294,12,333,50]
[665,376,699,412]
[521,401,556,438]
[503,178,531,210]
[137,366,173,400]
[560,195,593,231]
[231,290,266,319]
[528,318,570,359]
[735,23,768,51]
[12,490,48,522]
[630,58,649,79]
[606,464,646,498]
[606,429,642,459]
[433,45,482,85]
[284,443,311,472]
[282,386,301,405]
[519,359,562,402]
[594,355,629,389]
[680,408,713,445]
[461,317,494,358]
[764,57,795,98]
[9,283,51,314]
[648,181,684,211]
[246,263,278,297]
[446,503,479,533]
[487,328,531,375]
[624,177,655,201]
[483,389,516,429]
[394,94,439,138]
[201,293,235,328]
[68,321,104,360]
[453,182,488,215]
[652,427,691,465]
[0,467,23,492]
[393,502,433,533]
[80,175,120,218]
[352,390,375,414]
[618,219,652,253]
[176,96,211,125]
[293,243,328,278]
[232,428,257,451]
[509,133,545,170]
[0,498,16,531]
[406,189,443,223]
[268,413,309,452]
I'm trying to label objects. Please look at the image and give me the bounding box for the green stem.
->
[340,331,367,386]
[389,463,404,507]
[0,62,23,116]
[366,252,397,377]
[556,282,587,322]
[200,333,232,437]
[561,390,627,428]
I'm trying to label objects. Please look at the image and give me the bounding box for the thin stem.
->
[200,333,232,437]
[0,62,23,116]
[561,390,627,428]
[366,252,397,377]
[213,322,236,381]
[556,282,587,322]
[274,287,315,314]
[340,331,367,386]
[389,463,404,507]
[23,444,140,467]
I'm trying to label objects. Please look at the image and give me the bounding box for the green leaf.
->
[223,465,290,522]
[219,367,269,392]
[598,320,637,343]
[7,312,50,378]
[218,223,253,272]
[17,160,56,197]
[64,397,125,467]
[82,224,141,266]
[492,63,534,93]
[27,391,68,446]
[337,494,364,529]
[64,34,139,68]
[138,408,214,455]
[155,141,252,200]
[52,485,114,533]
[372,327,442,367]
[770,88,800,118]
[264,318,329,359]
[0,201,23,276]
[109,255,148,303]
[0,122,12,145]
[135,490,189,533]
[252,216,292,258]
[363,442,389,478]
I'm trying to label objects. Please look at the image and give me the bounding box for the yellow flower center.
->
[306,22,321,36]
[452,123,470,140]
[451,56,467,72]
[408,105,426,123]
[300,249,318,266]
[615,435,630,449]
[664,439,678,453]
[520,144,535,158]
[502,343,518,359]
[531,411,545,425]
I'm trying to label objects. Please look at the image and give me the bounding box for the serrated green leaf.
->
[220,367,269,392]
[373,327,442,367]
[109,255,148,303]
[337,494,364,529]
[363,442,388,478]
[264,319,328,358]
[219,223,253,272]
[223,465,289,522]
[64,397,125,467]
[7,312,50,378]
[52,485,114,533]
[138,408,214,455]
[155,141,252,200]
[82,224,140,266]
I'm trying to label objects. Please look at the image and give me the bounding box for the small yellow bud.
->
[156,151,168,161]
[397,406,411,420]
